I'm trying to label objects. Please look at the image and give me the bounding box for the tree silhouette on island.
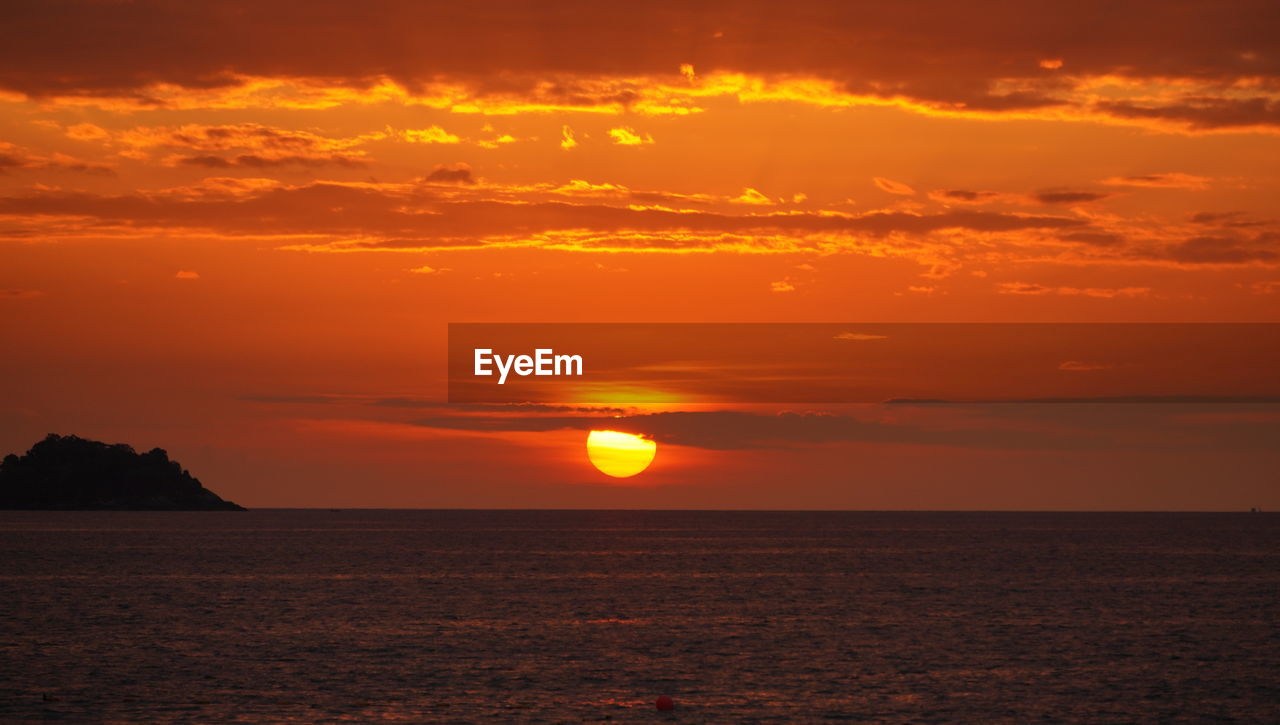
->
[0,434,244,510]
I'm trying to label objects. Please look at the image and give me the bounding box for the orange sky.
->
[1,1,1278,509]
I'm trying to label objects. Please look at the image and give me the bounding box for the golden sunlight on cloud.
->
[8,0,1280,138]
[402,126,461,144]
[0,2,1276,326]
[608,127,654,146]
[731,188,774,205]
[477,133,516,149]
[12,67,1279,135]
[560,125,578,150]
[9,168,1275,277]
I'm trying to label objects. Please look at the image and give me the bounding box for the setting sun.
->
[586,430,657,478]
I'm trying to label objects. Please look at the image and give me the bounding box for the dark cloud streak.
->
[1,1,1277,126]
[409,409,1097,451]
[0,182,1085,244]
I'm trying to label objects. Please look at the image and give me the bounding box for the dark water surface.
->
[1,510,1277,723]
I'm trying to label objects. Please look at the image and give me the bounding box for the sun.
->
[586,430,657,478]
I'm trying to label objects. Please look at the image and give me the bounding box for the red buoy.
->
[656,695,675,711]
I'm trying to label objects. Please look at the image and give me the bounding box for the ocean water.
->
[1,510,1277,723]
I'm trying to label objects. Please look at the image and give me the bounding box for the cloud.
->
[873,177,916,195]
[1,3,1277,133]
[1094,97,1280,131]
[1033,190,1110,204]
[607,127,653,146]
[933,188,1119,208]
[1188,211,1265,228]
[1158,235,1279,264]
[834,332,887,341]
[0,142,113,175]
[1101,173,1212,190]
[1190,212,1240,224]
[560,125,578,150]
[241,395,628,415]
[175,155,234,169]
[177,153,365,168]
[424,164,475,184]
[1059,231,1125,246]
[401,126,460,144]
[174,270,199,280]
[0,181,1088,255]
[96,123,382,167]
[404,408,1094,452]
[769,280,795,292]
[377,399,627,414]
[731,188,773,205]
[476,133,516,149]
[0,288,44,299]
[997,282,1150,298]
[930,189,1001,204]
[65,122,109,141]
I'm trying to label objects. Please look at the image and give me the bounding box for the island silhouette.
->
[0,434,244,510]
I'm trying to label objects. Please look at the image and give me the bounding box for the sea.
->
[1,510,1277,723]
